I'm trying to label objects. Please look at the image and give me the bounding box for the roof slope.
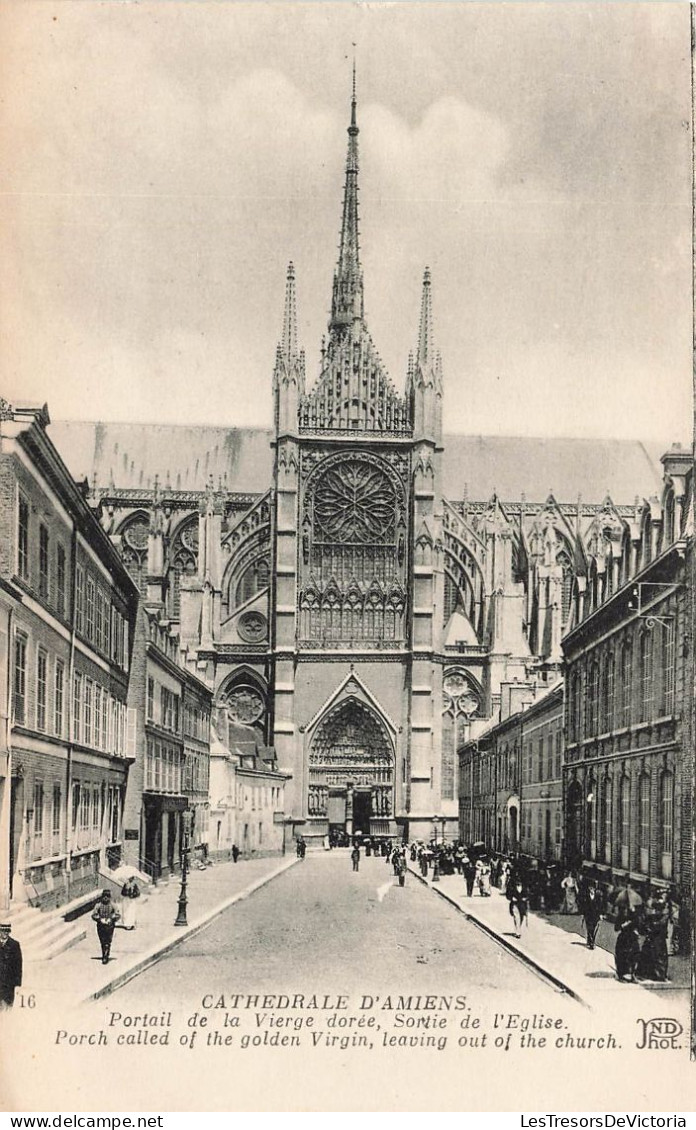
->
[48,420,670,505]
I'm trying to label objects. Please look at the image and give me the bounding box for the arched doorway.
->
[308,699,393,836]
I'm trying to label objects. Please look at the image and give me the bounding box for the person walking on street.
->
[232,844,239,863]
[581,879,603,949]
[394,852,407,887]
[615,913,641,982]
[507,878,529,938]
[351,844,361,872]
[463,856,476,898]
[92,889,120,965]
[120,876,140,931]
[0,923,22,1008]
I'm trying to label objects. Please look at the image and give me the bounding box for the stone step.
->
[25,921,87,962]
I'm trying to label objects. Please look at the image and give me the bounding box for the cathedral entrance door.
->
[308,698,394,832]
[327,790,346,830]
[353,790,371,836]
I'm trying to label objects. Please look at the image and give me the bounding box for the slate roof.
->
[47,420,672,505]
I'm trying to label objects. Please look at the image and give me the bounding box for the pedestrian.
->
[561,871,579,914]
[0,923,22,1009]
[499,859,511,896]
[232,844,239,863]
[463,856,476,898]
[637,889,669,982]
[666,888,682,956]
[581,880,603,950]
[120,876,141,931]
[477,858,491,897]
[92,889,120,965]
[615,914,641,982]
[351,844,360,872]
[507,878,529,938]
[394,853,406,887]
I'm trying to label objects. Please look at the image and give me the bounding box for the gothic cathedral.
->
[60,81,667,847]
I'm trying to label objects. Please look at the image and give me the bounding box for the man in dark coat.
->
[0,923,23,1008]
[92,889,120,965]
[581,879,604,949]
[462,856,476,898]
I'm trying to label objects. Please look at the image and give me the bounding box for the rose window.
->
[313,460,396,544]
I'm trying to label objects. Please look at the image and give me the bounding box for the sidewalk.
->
[409,865,690,1011]
[25,854,297,1007]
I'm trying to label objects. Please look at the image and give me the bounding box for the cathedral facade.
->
[49,88,673,845]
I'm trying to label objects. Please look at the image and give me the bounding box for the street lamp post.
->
[174,809,192,927]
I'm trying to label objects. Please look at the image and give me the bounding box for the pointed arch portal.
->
[308,698,393,834]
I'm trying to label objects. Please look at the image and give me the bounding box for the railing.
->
[138,853,162,886]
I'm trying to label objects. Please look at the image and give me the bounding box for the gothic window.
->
[300,454,405,644]
[444,574,458,624]
[235,557,270,608]
[119,514,149,598]
[559,552,573,625]
[169,553,196,618]
[313,461,396,544]
[221,683,266,736]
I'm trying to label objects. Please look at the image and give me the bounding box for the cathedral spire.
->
[329,64,364,337]
[281,261,298,362]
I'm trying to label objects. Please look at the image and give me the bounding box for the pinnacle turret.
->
[274,261,304,435]
[417,267,433,364]
[281,261,298,363]
[412,267,443,443]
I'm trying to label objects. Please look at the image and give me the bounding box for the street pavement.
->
[411,865,690,1016]
[110,848,554,1007]
[23,853,296,1008]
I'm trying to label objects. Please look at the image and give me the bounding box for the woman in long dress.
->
[561,871,579,914]
[120,876,140,931]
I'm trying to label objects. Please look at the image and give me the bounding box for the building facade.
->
[208,712,289,861]
[123,607,212,879]
[458,681,563,863]
[562,447,693,905]
[0,399,138,913]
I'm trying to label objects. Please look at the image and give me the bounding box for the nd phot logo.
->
[636,1018,683,1050]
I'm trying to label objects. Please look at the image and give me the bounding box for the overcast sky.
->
[0,2,691,443]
